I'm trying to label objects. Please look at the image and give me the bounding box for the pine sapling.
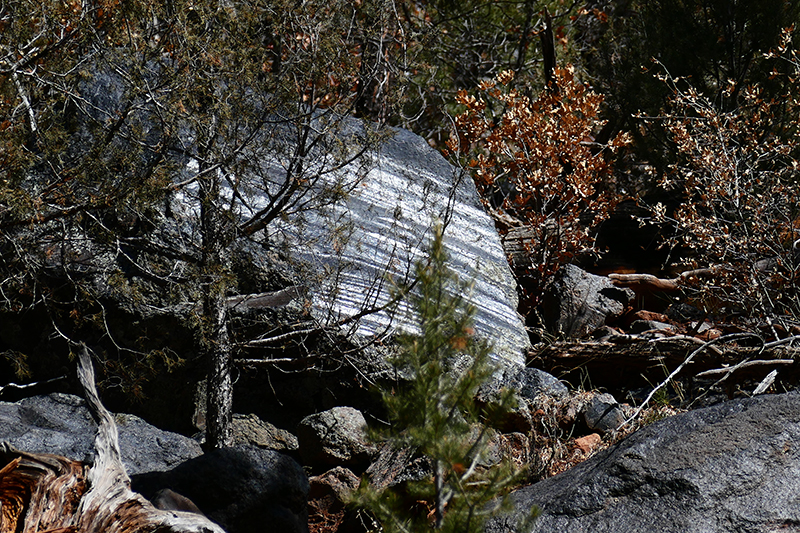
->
[353,223,535,532]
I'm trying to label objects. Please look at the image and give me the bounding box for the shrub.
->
[646,28,800,322]
[447,67,630,312]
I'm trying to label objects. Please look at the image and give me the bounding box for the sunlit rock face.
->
[172,117,529,368]
[290,125,530,368]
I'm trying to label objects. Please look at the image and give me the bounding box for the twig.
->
[617,332,760,430]
[648,334,725,355]
[763,335,800,350]
[236,357,301,367]
[695,359,794,378]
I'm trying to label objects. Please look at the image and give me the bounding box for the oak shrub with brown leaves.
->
[649,27,800,323]
[447,66,631,313]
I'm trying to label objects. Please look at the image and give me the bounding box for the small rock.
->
[297,407,376,468]
[574,433,602,454]
[583,392,625,434]
[309,466,360,502]
[232,413,299,451]
[308,467,361,533]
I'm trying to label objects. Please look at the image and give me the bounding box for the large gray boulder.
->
[0,393,201,475]
[283,124,530,367]
[168,117,528,368]
[486,390,800,533]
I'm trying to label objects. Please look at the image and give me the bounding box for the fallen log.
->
[0,346,226,533]
[531,337,800,391]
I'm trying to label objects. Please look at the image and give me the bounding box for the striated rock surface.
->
[485,390,800,533]
[290,125,530,367]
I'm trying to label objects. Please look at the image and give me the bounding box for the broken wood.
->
[608,267,721,293]
[0,345,226,533]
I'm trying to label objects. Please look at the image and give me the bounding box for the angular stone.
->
[583,392,626,434]
[574,433,602,454]
[308,466,360,502]
[232,413,299,451]
[478,365,568,432]
[542,264,635,338]
[297,406,376,468]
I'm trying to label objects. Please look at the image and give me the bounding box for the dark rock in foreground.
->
[133,445,310,533]
[486,391,800,533]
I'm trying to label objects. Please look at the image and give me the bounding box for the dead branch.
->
[617,333,762,430]
[695,359,794,378]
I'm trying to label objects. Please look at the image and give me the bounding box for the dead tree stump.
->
[0,346,225,533]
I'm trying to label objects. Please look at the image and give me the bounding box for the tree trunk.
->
[199,164,234,449]
[205,289,234,449]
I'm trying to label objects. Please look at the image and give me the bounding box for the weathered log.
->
[0,346,226,533]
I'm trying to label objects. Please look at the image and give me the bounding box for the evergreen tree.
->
[353,223,535,532]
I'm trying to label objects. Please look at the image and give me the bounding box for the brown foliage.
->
[448,66,631,309]
[648,27,800,321]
